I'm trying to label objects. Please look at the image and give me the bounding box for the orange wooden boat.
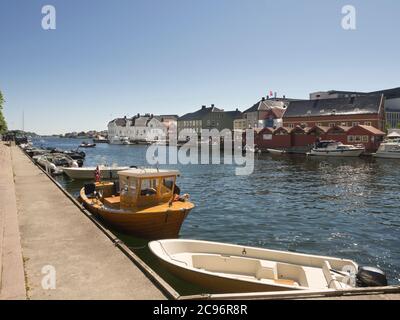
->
[79,169,194,239]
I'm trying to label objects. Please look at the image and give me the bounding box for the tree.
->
[0,90,8,134]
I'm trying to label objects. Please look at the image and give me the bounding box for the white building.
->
[108,114,177,143]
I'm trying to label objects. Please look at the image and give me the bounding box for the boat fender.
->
[356,266,388,287]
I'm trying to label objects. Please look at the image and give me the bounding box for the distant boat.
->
[79,141,96,148]
[308,141,364,157]
[63,165,130,180]
[149,239,387,294]
[373,136,400,159]
[92,136,109,143]
[267,148,287,155]
[109,136,130,145]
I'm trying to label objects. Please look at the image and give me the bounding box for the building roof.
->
[224,110,242,119]
[308,125,331,134]
[354,125,385,135]
[369,87,400,100]
[244,99,287,114]
[108,118,127,126]
[178,106,223,121]
[283,95,383,118]
[154,115,179,122]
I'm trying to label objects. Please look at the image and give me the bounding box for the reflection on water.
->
[35,138,400,292]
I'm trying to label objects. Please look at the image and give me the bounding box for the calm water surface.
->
[33,137,400,292]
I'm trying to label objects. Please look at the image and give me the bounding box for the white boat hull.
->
[309,149,364,157]
[373,152,400,159]
[267,149,286,155]
[149,239,358,294]
[63,166,129,180]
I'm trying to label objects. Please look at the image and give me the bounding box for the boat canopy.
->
[387,132,400,138]
[118,168,180,178]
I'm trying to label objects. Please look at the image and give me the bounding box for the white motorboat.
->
[109,136,130,145]
[267,148,287,155]
[149,239,387,294]
[63,165,130,180]
[373,138,400,159]
[34,153,79,174]
[308,141,364,157]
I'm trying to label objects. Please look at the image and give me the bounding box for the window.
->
[263,134,272,140]
[364,122,372,126]
[352,122,359,127]
[355,136,362,143]
[288,124,295,128]
[140,179,159,197]
[329,123,335,127]
[317,123,323,126]
[161,177,175,198]
[362,136,369,142]
[348,136,355,143]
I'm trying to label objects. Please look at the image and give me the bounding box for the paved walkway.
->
[1,143,165,299]
[0,143,26,299]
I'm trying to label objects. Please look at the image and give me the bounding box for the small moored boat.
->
[79,169,195,239]
[267,148,287,155]
[308,140,364,157]
[373,134,400,159]
[79,141,96,148]
[149,239,387,293]
[63,165,130,180]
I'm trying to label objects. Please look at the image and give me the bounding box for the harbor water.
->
[33,137,400,293]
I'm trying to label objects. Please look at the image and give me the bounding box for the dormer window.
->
[307,110,312,115]
[320,109,325,113]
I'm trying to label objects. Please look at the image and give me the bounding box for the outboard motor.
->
[356,266,388,287]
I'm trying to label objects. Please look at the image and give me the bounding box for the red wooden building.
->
[282,95,385,131]
[253,125,385,153]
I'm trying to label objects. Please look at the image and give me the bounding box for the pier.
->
[0,142,166,299]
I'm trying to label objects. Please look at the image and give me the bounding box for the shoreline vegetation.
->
[0,90,8,135]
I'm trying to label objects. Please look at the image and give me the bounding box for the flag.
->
[94,166,100,182]
[269,90,273,97]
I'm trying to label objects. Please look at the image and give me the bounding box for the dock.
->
[0,142,165,299]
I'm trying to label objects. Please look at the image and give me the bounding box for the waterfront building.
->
[108,114,177,142]
[310,87,400,129]
[241,97,288,129]
[253,124,385,153]
[177,105,241,140]
[283,95,385,131]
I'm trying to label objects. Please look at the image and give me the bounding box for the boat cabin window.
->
[140,178,159,197]
[161,176,176,197]
[120,176,138,197]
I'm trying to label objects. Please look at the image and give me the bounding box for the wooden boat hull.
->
[80,188,194,239]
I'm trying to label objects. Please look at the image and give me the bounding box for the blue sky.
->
[1,0,399,134]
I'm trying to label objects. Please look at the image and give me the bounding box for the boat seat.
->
[255,261,278,280]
